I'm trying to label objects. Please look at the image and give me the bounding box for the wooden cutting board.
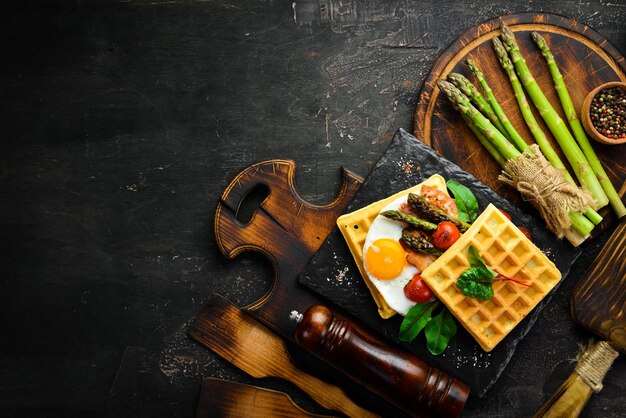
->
[571,218,626,352]
[413,12,626,224]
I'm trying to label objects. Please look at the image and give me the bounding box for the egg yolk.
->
[365,238,407,280]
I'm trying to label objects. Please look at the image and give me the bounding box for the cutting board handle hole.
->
[236,183,269,224]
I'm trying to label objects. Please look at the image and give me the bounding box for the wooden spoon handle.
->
[197,378,334,418]
[295,305,469,418]
[275,360,380,418]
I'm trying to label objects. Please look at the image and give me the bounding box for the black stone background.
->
[1,1,624,417]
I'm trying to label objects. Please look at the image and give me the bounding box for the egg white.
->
[363,194,419,315]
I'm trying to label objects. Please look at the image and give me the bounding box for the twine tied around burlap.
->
[574,341,619,392]
[499,145,594,238]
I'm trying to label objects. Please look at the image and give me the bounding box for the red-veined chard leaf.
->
[456,266,494,300]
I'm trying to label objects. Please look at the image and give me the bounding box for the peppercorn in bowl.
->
[581,81,626,145]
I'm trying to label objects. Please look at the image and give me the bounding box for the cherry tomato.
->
[498,208,512,221]
[517,226,532,242]
[404,273,434,303]
[431,221,461,250]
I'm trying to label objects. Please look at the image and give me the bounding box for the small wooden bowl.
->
[581,81,626,145]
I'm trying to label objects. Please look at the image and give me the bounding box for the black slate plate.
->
[299,128,580,397]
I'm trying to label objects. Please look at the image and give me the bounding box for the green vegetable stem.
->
[401,229,444,255]
[380,210,438,233]
[437,79,595,238]
[491,36,603,226]
[465,58,529,153]
[531,31,625,218]
[499,23,608,209]
[447,72,508,137]
[408,193,471,232]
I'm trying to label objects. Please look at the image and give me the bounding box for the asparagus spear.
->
[407,192,471,232]
[447,73,509,137]
[449,73,513,164]
[452,90,511,168]
[464,114,509,168]
[380,210,438,232]
[492,37,551,155]
[437,81,520,161]
[401,229,443,255]
[499,23,608,209]
[437,80,595,237]
[465,58,529,152]
[531,31,625,218]
[492,36,603,225]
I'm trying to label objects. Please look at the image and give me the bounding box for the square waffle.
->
[337,174,448,319]
[421,203,562,352]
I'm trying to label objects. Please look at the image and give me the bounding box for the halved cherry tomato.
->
[404,273,434,303]
[431,221,460,250]
[517,226,532,242]
[498,208,512,221]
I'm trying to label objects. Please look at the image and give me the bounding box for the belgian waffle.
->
[336,175,448,319]
[421,204,561,351]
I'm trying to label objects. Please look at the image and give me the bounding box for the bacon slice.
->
[420,184,458,217]
[399,202,416,216]
[406,250,437,272]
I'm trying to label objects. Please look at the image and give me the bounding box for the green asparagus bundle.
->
[531,31,625,218]
[492,36,603,225]
[499,23,608,209]
[381,210,438,233]
[401,229,443,255]
[447,72,508,137]
[447,72,511,165]
[407,193,471,232]
[465,58,529,153]
[464,113,509,168]
[437,80,595,239]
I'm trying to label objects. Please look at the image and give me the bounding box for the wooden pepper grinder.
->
[295,305,469,418]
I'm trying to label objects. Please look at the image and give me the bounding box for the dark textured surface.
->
[1,1,624,417]
[300,129,580,397]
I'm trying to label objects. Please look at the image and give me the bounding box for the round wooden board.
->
[413,12,626,221]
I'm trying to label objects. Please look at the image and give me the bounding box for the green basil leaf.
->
[425,309,457,355]
[446,180,479,223]
[456,267,494,300]
[398,301,439,342]
[468,246,497,277]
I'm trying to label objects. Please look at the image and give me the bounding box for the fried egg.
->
[362,194,419,315]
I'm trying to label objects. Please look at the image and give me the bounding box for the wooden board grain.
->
[214,159,362,334]
[571,219,626,353]
[413,13,626,224]
[196,378,333,418]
